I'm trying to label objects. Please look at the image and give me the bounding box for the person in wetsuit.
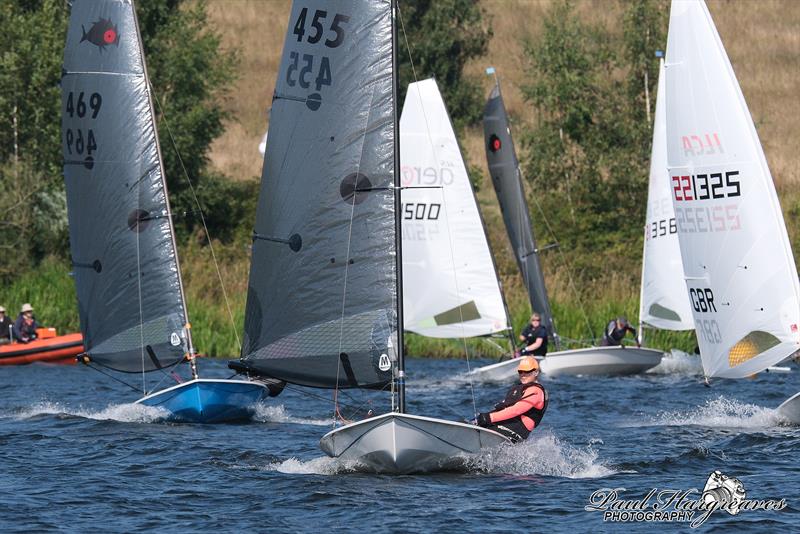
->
[601,316,639,347]
[475,356,547,443]
[516,312,548,357]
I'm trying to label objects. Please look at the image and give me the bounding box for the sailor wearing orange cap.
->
[475,356,547,443]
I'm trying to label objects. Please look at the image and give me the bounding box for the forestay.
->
[62,0,188,372]
[639,58,694,331]
[665,0,800,378]
[483,84,556,339]
[401,79,509,338]
[241,0,396,389]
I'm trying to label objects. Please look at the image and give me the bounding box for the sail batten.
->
[62,0,188,373]
[483,84,556,339]
[241,1,396,389]
[401,79,510,339]
[665,0,800,378]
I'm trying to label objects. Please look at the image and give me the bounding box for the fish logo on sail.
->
[81,18,120,52]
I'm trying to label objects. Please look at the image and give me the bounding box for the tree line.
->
[0,0,667,290]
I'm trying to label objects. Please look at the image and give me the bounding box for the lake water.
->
[1,352,797,532]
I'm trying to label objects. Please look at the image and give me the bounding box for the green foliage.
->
[0,160,70,280]
[520,0,668,283]
[2,256,79,333]
[137,1,238,239]
[0,1,241,283]
[189,173,259,244]
[398,0,492,130]
[0,0,67,177]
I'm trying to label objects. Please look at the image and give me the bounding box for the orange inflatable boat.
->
[0,328,83,365]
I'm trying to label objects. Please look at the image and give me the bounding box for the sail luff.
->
[483,81,557,341]
[640,58,694,332]
[391,0,405,414]
[130,0,194,359]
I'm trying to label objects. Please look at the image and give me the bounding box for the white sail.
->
[400,79,509,338]
[639,58,695,331]
[665,0,800,378]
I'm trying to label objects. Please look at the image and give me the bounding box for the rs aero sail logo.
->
[81,18,120,51]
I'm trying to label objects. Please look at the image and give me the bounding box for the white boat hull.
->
[319,413,509,474]
[470,346,665,381]
[777,392,800,424]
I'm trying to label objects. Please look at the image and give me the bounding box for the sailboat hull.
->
[471,346,664,381]
[136,378,267,423]
[319,413,509,474]
[777,392,800,425]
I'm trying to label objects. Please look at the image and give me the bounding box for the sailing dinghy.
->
[61,0,275,423]
[473,76,664,380]
[230,0,509,473]
[664,0,800,420]
[401,78,514,345]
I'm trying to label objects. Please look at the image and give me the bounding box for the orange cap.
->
[517,356,539,372]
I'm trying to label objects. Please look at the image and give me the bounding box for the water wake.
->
[252,404,333,427]
[262,456,366,476]
[649,396,784,429]
[257,431,614,478]
[11,401,168,423]
[467,431,616,478]
[648,349,703,375]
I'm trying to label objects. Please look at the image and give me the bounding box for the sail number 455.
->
[293,9,350,48]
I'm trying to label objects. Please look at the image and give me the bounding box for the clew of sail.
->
[62,0,188,372]
[639,58,695,332]
[240,0,397,389]
[665,0,800,378]
[400,79,509,339]
[483,84,556,341]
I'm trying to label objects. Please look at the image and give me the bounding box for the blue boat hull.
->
[136,379,267,423]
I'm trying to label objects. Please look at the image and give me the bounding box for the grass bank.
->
[7,246,696,360]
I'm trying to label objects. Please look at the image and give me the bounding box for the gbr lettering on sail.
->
[671,131,744,346]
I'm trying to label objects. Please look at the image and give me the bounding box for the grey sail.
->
[240,0,396,389]
[483,84,556,339]
[61,0,189,372]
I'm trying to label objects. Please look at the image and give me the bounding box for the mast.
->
[132,2,197,379]
[392,0,406,414]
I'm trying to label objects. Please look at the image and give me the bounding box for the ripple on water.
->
[252,403,334,427]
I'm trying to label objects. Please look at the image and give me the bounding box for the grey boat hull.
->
[777,391,800,424]
[319,413,510,474]
[471,346,665,381]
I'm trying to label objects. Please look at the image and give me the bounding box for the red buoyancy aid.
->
[491,382,548,432]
